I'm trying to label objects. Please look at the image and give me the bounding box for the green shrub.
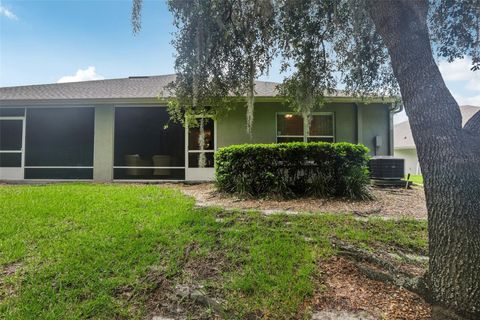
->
[215,142,372,200]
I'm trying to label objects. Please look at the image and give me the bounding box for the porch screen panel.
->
[0,153,22,167]
[0,120,23,150]
[24,168,92,179]
[25,108,94,179]
[0,108,25,117]
[114,107,185,180]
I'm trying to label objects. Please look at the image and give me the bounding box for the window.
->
[25,108,94,179]
[307,114,334,142]
[113,107,185,180]
[276,113,334,143]
[187,118,215,168]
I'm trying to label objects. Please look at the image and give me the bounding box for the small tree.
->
[133,0,480,317]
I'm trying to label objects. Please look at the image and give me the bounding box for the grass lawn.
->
[0,184,427,319]
[407,175,424,184]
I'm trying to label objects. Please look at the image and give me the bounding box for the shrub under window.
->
[215,142,371,199]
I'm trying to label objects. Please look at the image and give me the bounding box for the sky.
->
[1,0,480,123]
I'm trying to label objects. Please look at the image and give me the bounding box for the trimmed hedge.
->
[215,142,372,199]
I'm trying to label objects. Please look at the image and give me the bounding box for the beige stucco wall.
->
[394,148,421,175]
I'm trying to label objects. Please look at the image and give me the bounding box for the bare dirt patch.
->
[170,183,427,220]
[138,248,228,320]
[0,262,22,278]
[0,261,22,301]
[312,257,431,320]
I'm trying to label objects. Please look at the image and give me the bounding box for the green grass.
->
[0,184,427,319]
[406,174,423,184]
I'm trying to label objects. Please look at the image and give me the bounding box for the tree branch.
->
[131,0,143,34]
[464,110,480,135]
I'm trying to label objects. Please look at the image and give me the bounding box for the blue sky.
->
[1,0,479,122]
[1,0,177,86]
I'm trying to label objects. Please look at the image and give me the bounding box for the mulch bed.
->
[312,257,431,320]
[171,183,427,220]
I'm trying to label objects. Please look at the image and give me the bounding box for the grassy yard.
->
[0,184,427,319]
[407,174,424,184]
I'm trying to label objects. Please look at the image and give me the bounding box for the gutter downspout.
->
[389,100,404,156]
[354,103,363,145]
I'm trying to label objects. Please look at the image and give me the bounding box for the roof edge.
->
[0,96,397,106]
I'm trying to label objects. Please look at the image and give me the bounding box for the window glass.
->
[25,108,94,166]
[309,115,334,136]
[188,119,214,150]
[277,114,303,136]
[307,137,334,143]
[0,120,23,151]
[114,107,185,180]
[188,152,214,168]
[276,113,334,143]
[277,137,304,143]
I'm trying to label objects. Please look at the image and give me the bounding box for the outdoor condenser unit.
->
[368,156,404,180]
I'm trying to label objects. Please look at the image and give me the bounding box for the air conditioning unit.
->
[368,156,404,180]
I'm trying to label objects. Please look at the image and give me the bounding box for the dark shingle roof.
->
[394,105,480,149]
[0,74,280,101]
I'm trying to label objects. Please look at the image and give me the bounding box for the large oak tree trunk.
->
[367,0,480,318]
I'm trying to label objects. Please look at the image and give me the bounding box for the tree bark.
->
[367,0,480,318]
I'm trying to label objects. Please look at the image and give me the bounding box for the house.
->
[394,104,480,175]
[0,74,397,182]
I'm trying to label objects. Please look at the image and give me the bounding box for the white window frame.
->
[186,116,216,168]
[185,115,216,181]
[276,112,335,143]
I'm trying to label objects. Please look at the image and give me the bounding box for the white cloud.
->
[438,57,480,92]
[57,66,104,83]
[0,5,18,20]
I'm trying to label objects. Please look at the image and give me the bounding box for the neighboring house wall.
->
[394,105,480,177]
[394,148,421,175]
